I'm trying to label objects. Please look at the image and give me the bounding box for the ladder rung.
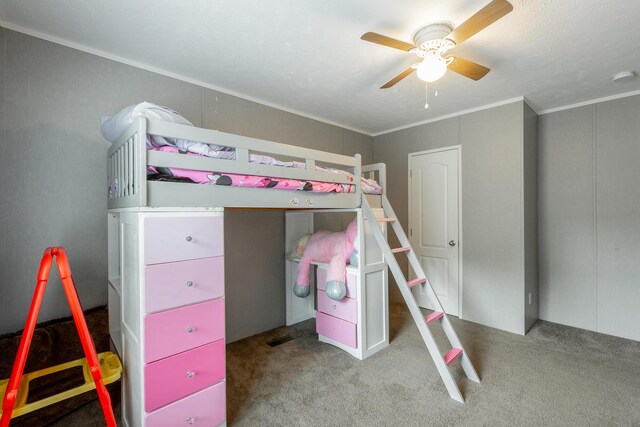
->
[444,348,463,366]
[391,246,411,253]
[425,311,444,324]
[376,217,397,222]
[407,278,426,288]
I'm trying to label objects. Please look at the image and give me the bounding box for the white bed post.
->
[354,153,362,207]
[135,118,148,207]
[378,163,387,195]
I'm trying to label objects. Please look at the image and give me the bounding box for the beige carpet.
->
[27,303,640,426]
[225,303,640,426]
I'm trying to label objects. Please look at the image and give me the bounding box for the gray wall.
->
[539,95,640,341]
[224,210,284,343]
[6,26,636,343]
[523,103,538,332]
[0,27,4,174]
[0,29,373,339]
[538,106,596,330]
[0,27,4,146]
[374,101,535,335]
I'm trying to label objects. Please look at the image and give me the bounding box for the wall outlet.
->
[528,293,532,305]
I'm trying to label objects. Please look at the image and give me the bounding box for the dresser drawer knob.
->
[332,304,337,310]
[186,416,195,424]
[186,370,196,378]
[186,326,194,333]
[185,235,193,242]
[186,280,194,287]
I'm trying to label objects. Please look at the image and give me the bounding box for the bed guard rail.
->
[107,119,147,208]
[362,163,387,195]
[107,118,364,209]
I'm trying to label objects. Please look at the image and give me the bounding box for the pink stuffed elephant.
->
[294,219,358,301]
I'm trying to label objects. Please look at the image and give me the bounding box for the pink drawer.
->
[316,312,356,348]
[144,340,225,412]
[317,290,358,324]
[144,299,224,363]
[316,268,357,299]
[145,216,223,265]
[145,381,226,427]
[145,257,224,314]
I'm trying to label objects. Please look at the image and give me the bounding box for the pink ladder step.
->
[407,278,426,288]
[391,246,411,254]
[376,217,397,222]
[425,311,444,324]
[443,348,463,366]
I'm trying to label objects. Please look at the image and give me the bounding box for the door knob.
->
[449,240,456,247]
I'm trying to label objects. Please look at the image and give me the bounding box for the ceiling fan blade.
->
[380,66,416,89]
[446,0,513,45]
[361,32,416,52]
[447,56,491,80]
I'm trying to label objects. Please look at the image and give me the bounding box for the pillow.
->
[101,102,234,152]
[174,139,237,159]
[100,102,193,145]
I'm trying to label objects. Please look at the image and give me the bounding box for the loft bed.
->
[107,117,386,210]
[106,109,393,425]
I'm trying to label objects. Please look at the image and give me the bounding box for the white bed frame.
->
[107,118,386,209]
[107,118,389,426]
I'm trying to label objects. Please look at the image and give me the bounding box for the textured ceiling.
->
[1,0,639,135]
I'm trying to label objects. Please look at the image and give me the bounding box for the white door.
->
[409,147,460,316]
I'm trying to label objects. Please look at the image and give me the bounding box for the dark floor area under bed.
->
[0,307,121,426]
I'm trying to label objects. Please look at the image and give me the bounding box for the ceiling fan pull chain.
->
[435,82,438,97]
[425,83,429,109]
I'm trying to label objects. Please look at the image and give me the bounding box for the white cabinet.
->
[108,206,389,427]
[285,209,389,360]
[108,209,226,427]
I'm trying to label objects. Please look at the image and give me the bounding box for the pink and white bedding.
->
[103,102,382,195]
[149,146,382,194]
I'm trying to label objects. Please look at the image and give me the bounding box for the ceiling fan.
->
[361,0,513,89]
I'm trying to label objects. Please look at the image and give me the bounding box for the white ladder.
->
[362,195,480,403]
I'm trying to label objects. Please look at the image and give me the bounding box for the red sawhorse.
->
[0,247,118,427]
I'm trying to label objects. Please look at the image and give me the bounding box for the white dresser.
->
[108,209,226,427]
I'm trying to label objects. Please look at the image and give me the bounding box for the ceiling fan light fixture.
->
[362,0,513,89]
[416,51,448,82]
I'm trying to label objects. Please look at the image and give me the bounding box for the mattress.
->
[148,146,382,195]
